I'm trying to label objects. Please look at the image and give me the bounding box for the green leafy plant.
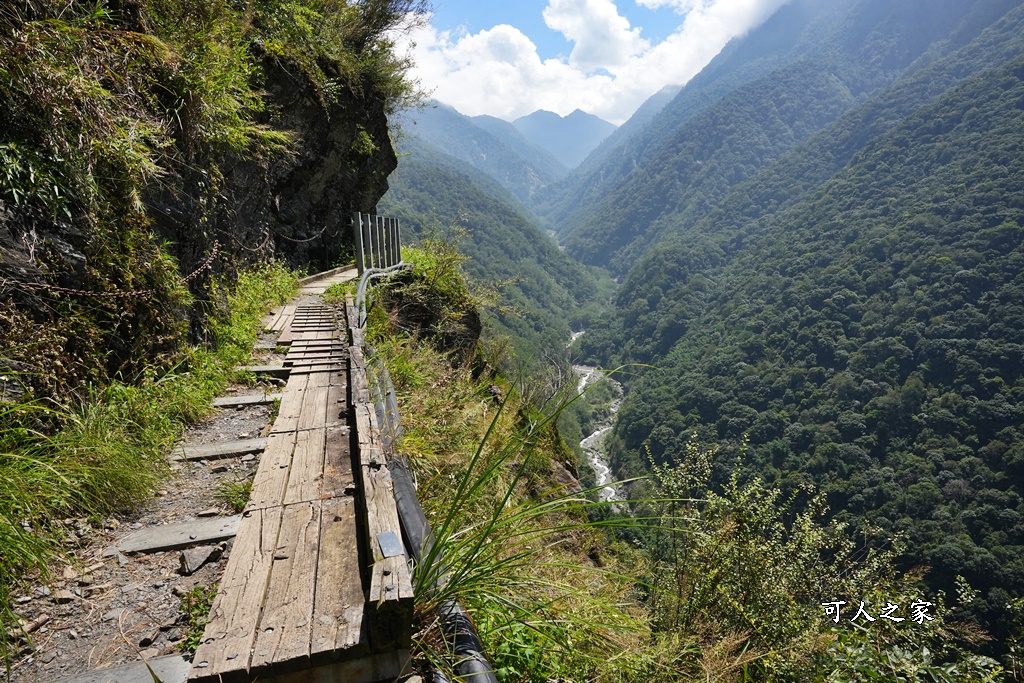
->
[179,584,218,653]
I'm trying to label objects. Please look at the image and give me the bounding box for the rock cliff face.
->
[149,55,397,283]
[0,43,397,395]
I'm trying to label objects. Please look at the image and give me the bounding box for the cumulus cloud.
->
[397,0,790,124]
[543,0,649,72]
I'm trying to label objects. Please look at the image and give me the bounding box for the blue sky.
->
[398,0,792,125]
[428,0,679,62]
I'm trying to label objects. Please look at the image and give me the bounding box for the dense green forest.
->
[558,0,1024,649]
[379,135,607,364]
[550,0,1022,274]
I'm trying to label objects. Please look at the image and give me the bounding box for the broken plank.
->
[114,516,240,554]
[263,308,285,334]
[172,438,267,462]
[239,365,290,379]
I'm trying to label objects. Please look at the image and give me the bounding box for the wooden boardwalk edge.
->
[346,296,415,652]
[188,293,412,683]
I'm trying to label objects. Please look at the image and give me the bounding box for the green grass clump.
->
[179,584,218,654]
[217,477,254,514]
[0,262,296,665]
[210,262,300,368]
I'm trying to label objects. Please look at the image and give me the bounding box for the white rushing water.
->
[571,349,624,503]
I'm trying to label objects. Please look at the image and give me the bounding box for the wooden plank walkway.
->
[189,293,413,683]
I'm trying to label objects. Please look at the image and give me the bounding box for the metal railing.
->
[346,213,497,683]
[353,211,403,275]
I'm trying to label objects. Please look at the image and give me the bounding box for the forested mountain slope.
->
[538,0,854,239]
[379,135,599,361]
[395,103,567,206]
[554,0,1013,274]
[570,85,680,178]
[574,0,1024,642]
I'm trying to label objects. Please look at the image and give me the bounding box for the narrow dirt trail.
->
[8,269,356,683]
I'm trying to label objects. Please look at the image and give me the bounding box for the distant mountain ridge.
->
[394,102,567,206]
[512,109,617,169]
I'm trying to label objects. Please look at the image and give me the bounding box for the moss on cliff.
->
[0,0,425,397]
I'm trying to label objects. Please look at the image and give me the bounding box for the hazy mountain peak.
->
[512,109,617,169]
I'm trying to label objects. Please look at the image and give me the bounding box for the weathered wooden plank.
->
[285,358,347,370]
[286,350,346,361]
[311,496,367,664]
[321,424,355,498]
[352,406,382,469]
[271,373,311,434]
[240,365,291,379]
[297,385,331,433]
[189,507,283,683]
[263,650,409,683]
[246,432,298,513]
[172,438,267,462]
[325,383,347,428]
[351,400,414,650]
[114,516,240,554]
[288,340,346,348]
[213,393,282,408]
[284,428,327,505]
[287,365,346,377]
[310,424,364,663]
[251,501,320,676]
[263,307,285,333]
[273,305,297,332]
[57,655,191,683]
[288,366,345,377]
[349,349,370,405]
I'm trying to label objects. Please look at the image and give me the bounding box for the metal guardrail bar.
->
[347,214,498,683]
[353,212,402,275]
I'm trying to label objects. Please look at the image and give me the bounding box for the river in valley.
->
[570,332,624,504]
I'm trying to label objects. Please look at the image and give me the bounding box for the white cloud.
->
[397,0,790,125]
[543,0,649,72]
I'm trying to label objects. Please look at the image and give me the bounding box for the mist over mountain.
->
[512,109,617,169]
